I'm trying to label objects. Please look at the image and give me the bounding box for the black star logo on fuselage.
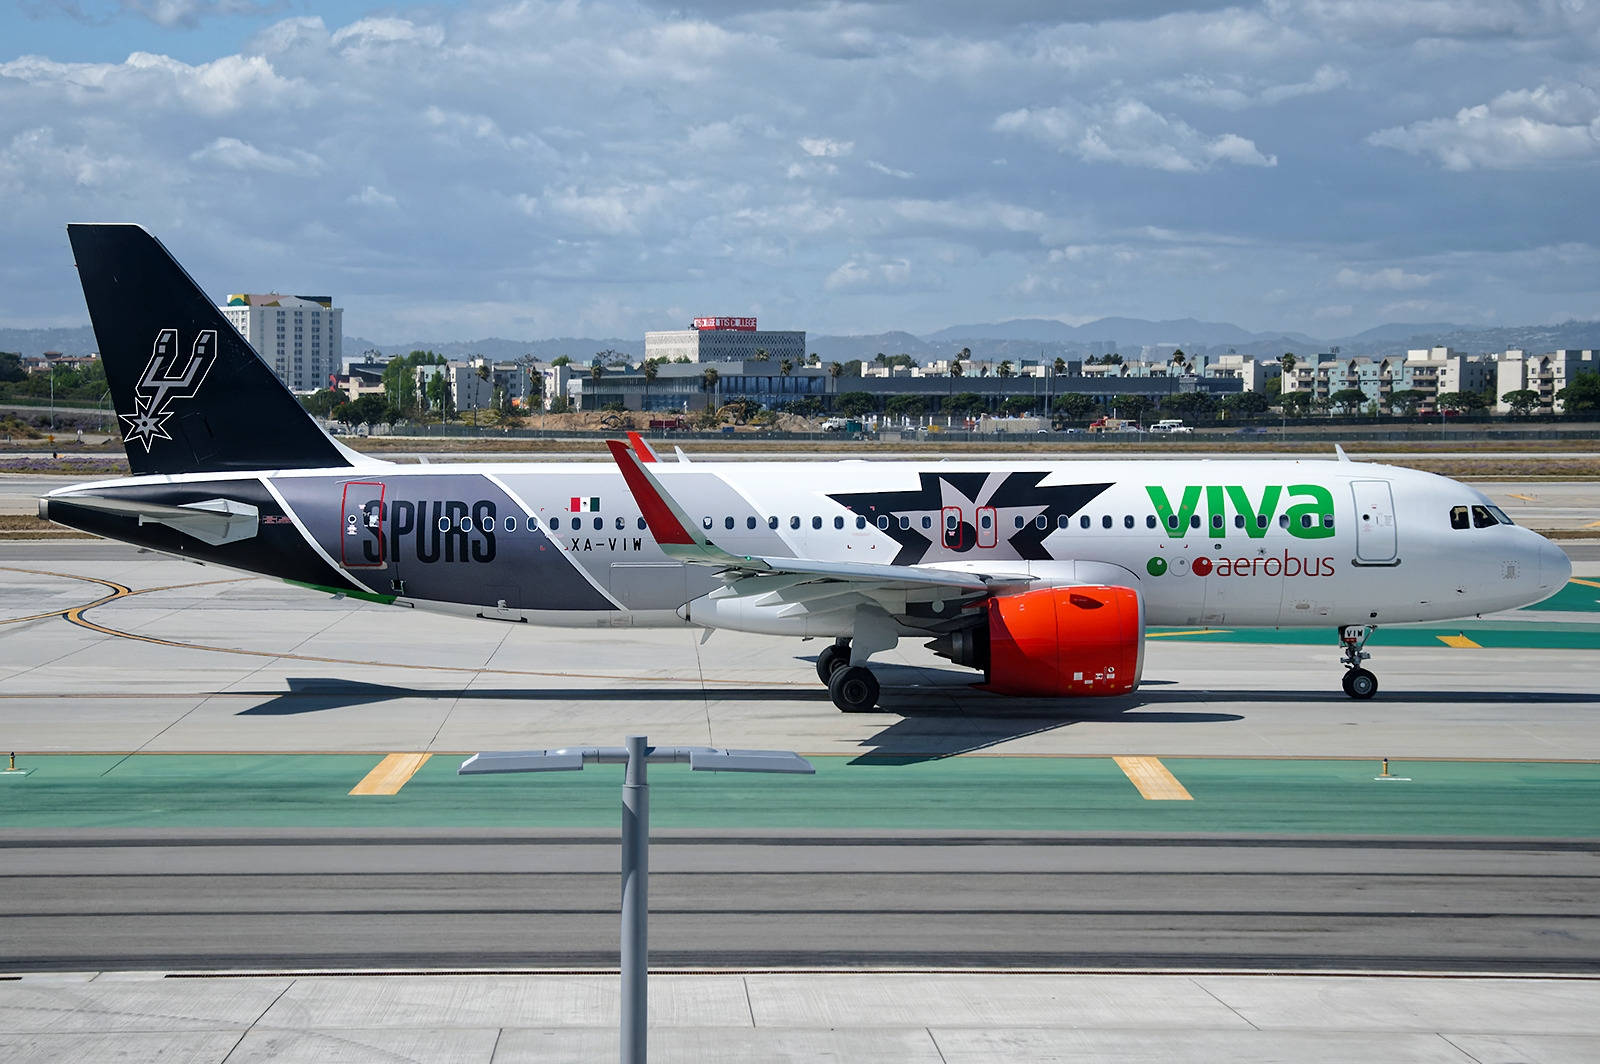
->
[829,471,1112,565]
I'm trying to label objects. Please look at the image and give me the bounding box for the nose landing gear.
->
[1339,624,1378,699]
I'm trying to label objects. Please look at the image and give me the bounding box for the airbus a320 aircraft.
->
[40,224,1571,711]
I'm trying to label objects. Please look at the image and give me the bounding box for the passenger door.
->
[1351,480,1398,564]
[339,480,388,570]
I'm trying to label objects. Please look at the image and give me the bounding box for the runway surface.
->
[2,829,1596,975]
[1,529,1597,1059]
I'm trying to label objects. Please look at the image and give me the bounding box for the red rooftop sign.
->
[693,316,757,331]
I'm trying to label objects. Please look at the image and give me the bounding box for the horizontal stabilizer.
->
[44,494,259,546]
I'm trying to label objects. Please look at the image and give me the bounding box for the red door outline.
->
[941,506,966,550]
[340,481,387,569]
[976,506,997,548]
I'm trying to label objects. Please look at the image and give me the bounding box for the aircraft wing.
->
[604,440,1020,593]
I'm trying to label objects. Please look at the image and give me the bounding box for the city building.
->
[1279,348,1491,410]
[644,317,805,365]
[1494,349,1598,413]
[221,293,342,393]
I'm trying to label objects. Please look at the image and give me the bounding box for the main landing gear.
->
[1339,624,1379,700]
[815,635,881,713]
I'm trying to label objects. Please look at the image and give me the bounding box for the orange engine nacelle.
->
[983,584,1144,697]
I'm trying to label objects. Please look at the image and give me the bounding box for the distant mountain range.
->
[6,318,1599,364]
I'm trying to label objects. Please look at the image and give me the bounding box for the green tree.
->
[1278,391,1312,417]
[1110,394,1151,422]
[1052,357,1067,376]
[1387,389,1428,417]
[945,392,986,417]
[836,391,875,417]
[0,352,24,384]
[550,355,572,368]
[1279,352,1296,376]
[334,393,393,427]
[1161,391,1215,418]
[1329,388,1368,414]
[1222,391,1271,418]
[299,388,345,418]
[885,394,925,419]
[1556,372,1600,414]
[997,360,1015,378]
[1053,392,1098,419]
[1000,396,1033,417]
[642,358,659,409]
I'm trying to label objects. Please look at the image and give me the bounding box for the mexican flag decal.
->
[569,496,600,512]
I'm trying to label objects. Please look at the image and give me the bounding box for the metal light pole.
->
[460,736,814,1064]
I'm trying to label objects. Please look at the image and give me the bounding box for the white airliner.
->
[40,224,1571,711]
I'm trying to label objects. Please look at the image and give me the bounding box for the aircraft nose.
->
[1540,537,1572,590]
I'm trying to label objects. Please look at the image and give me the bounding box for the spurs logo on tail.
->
[120,328,217,451]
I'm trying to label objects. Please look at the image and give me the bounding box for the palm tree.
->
[950,360,964,379]
[1053,357,1066,376]
[701,367,720,393]
[752,347,770,362]
[958,346,971,363]
[779,359,793,376]
[827,362,843,380]
[642,359,658,411]
[998,360,1015,378]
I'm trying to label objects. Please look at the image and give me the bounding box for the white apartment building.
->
[221,294,342,393]
[1494,349,1598,413]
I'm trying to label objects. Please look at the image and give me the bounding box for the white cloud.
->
[1160,65,1349,109]
[799,137,853,158]
[349,185,397,209]
[1335,266,1436,290]
[824,255,913,293]
[1369,79,1600,169]
[995,98,1277,171]
[190,136,320,175]
[866,160,913,179]
[0,51,308,115]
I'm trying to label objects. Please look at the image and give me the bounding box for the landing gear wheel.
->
[815,640,850,685]
[829,665,880,713]
[1342,668,1378,700]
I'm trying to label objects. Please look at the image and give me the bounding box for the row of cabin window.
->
[691,512,1335,532]
[435,511,1335,535]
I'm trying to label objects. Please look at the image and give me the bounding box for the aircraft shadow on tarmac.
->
[237,676,835,715]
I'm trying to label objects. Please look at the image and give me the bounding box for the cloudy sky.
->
[2,0,1597,343]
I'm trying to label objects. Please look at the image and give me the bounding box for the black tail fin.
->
[68,223,352,476]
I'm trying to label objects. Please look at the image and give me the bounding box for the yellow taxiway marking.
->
[350,753,432,796]
[1113,756,1193,801]
[1506,493,1537,502]
[1437,634,1481,649]
[1572,577,1600,588]
[1585,521,1600,529]
[1146,629,1230,638]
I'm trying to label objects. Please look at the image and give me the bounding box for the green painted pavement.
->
[1521,579,1600,613]
[1148,580,1600,647]
[0,754,1594,837]
[1152,619,1600,648]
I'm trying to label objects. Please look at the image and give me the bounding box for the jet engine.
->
[928,584,1144,696]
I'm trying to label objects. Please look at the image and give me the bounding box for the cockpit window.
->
[1471,505,1496,529]
[1450,506,1470,530]
[1486,505,1514,526]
